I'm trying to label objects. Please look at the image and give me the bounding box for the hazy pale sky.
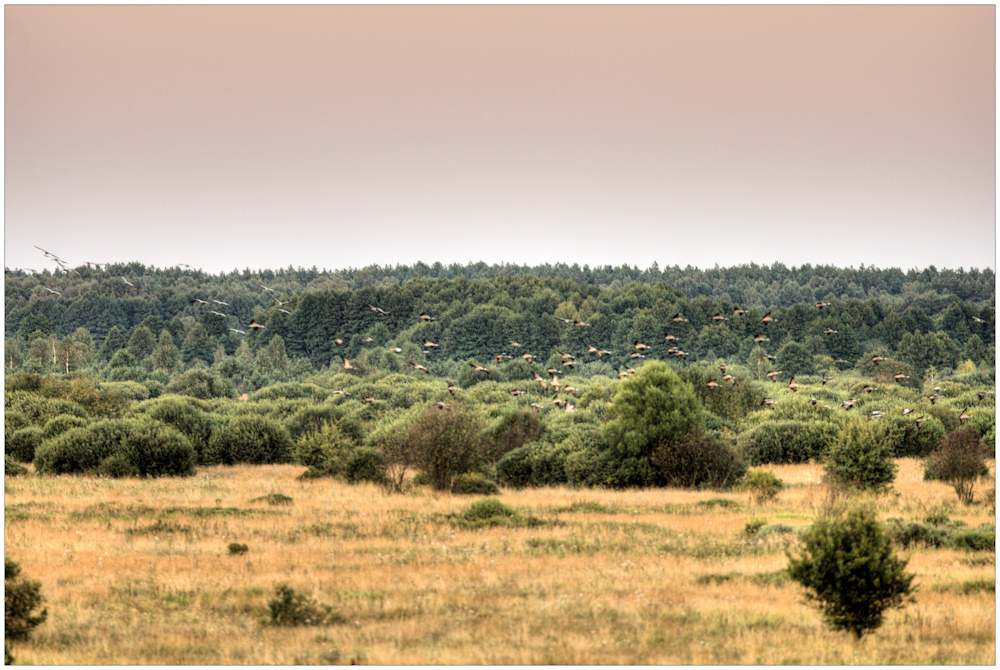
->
[4,4,996,274]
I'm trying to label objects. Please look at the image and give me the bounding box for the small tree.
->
[825,419,897,494]
[5,558,48,641]
[788,506,914,639]
[924,427,986,505]
[406,404,484,491]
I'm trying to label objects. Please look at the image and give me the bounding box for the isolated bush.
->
[950,525,995,552]
[228,543,249,555]
[204,415,292,465]
[649,429,747,489]
[5,455,29,477]
[924,427,987,505]
[788,506,914,638]
[7,426,44,462]
[883,519,949,549]
[5,558,48,641]
[743,469,784,504]
[268,584,341,627]
[451,472,500,495]
[406,405,485,490]
[34,417,196,478]
[744,420,839,465]
[824,419,897,494]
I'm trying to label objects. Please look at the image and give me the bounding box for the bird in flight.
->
[722,374,735,386]
[765,370,782,382]
[468,362,489,372]
[277,309,291,315]
[753,335,769,343]
[711,313,727,323]
[914,416,926,429]
[210,311,227,317]
[43,287,61,296]
[788,377,798,392]
[342,357,357,370]
[967,315,986,324]
[261,284,276,292]
[732,307,746,317]
[192,298,209,304]
[822,328,838,335]
[663,333,678,343]
[958,408,971,425]
[212,300,229,306]
[671,313,688,323]
[423,339,440,350]
[706,381,719,390]
[367,304,391,316]
[815,302,830,309]
[870,355,886,366]
[822,377,834,385]
[419,312,435,321]
[229,328,246,335]
[120,277,136,287]
[248,320,265,330]
[448,385,456,396]
[761,397,776,409]
[411,363,429,373]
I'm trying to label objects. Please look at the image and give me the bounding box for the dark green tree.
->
[788,506,914,638]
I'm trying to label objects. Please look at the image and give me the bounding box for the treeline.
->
[5,261,995,346]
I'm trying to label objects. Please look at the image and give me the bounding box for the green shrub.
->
[7,426,43,462]
[924,427,987,505]
[602,361,702,463]
[345,447,386,484]
[34,417,196,478]
[950,526,995,552]
[228,543,249,555]
[163,369,235,400]
[293,422,357,477]
[495,444,536,489]
[824,419,897,494]
[464,497,516,521]
[286,404,362,443]
[743,469,784,504]
[451,472,500,495]
[40,414,89,440]
[4,558,47,641]
[744,420,839,465]
[881,414,945,458]
[251,493,294,505]
[883,519,948,549]
[204,415,293,465]
[406,404,485,490]
[268,584,341,627]
[132,395,216,463]
[5,455,29,477]
[484,410,545,463]
[649,429,747,489]
[788,506,915,638]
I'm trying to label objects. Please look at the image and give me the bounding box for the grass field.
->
[4,458,995,665]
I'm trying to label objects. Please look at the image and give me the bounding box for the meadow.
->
[4,458,994,665]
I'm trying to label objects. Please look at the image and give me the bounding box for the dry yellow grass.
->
[4,459,995,664]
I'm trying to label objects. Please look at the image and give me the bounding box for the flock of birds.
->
[17,246,993,426]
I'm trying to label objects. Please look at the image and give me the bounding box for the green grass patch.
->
[250,493,294,506]
[930,578,995,595]
[125,520,192,536]
[550,500,624,514]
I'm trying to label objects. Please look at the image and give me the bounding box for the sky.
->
[4,4,996,275]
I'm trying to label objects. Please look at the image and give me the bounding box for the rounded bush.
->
[40,414,89,440]
[744,420,839,465]
[293,422,357,475]
[34,417,195,477]
[451,472,501,495]
[345,447,386,484]
[495,444,536,489]
[882,415,945,458]
[205,415,292,465]
[132,396,216,463]
[649,429,747,489]
[163,369,235,400]
[825,419,897,493]
[7,426,44,462]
